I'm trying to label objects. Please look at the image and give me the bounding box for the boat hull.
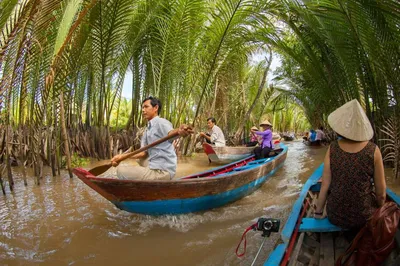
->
[304,140,323,147]
[113,164,282,214]
[74,144,288,215]
[203,143,255,164]
[282,136,295,141]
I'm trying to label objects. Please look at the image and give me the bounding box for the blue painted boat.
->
[73,144,288,215]
[264,164,400,266]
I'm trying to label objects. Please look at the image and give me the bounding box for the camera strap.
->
[235,223,257,257]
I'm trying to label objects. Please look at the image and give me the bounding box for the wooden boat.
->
[73,144,288,216]
[264,164,400,266]
[203,143,256,164]
[282,135,295,141]
[273,133,281,140]
[304,140,323,147]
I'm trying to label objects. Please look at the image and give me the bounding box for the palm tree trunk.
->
[234,50,272,144]
[210,77,218,116]
[60,91,73,178]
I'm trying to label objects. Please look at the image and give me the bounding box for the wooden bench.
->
[248,158,271,165]
[299,218,344,233]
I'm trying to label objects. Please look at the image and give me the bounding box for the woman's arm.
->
[314,146,332,218]
[254,129,272,136]
[373,147,386,207]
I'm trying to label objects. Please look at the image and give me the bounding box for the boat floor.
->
[290,230,400,266]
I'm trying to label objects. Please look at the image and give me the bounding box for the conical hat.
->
[260,120,272,127]
[327,99,373,141]
[251,126,258,131]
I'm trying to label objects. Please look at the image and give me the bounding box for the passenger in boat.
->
[308,129,317,142]
[111,96,192,180]
[312,126,325,145]
[200,117,226,147]
[314,99,386,232]
[272,132,281,141]
[246,126,260,147]
[302,131,309,142]
[252,120,274,160]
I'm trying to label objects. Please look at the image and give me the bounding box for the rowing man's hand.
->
[178,124,194,137]
[111,154,124,167]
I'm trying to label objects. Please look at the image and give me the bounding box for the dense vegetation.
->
[0,0,399,190]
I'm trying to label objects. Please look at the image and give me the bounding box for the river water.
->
[0,141,398,265]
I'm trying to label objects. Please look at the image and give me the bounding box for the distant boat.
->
[73,143,288,216]
[282,135,295,141]
[203,143,256,164]
[304,140,323,147]
[264,164,400,266]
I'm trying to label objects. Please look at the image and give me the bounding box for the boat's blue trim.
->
[387,188,400,206]
[263,244,286,266]
[112,161,285,215]
[264,163,324,266]
[299,218,342,232]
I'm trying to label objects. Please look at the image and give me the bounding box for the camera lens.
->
[263,220,273,231]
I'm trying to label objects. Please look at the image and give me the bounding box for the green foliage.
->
[1,0,398,161]
[110,97,132,129]
[380,117,400,178]
[270,0,400,129]
[62,152,90,168]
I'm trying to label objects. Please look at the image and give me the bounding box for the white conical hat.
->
[251,126,258,130]
[327,99,373,141]
[260,120,272,127]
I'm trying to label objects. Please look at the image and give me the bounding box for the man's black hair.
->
[142,96,162,114]
[319,126,324,130]
[207,117,216,124]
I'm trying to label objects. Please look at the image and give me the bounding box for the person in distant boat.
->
[302,131,309,142]
[314,99,386,233]
[315,126,326,144]
[246,126,260,147]
[111,96,192,180]
[200,117,226,147]
[272,132,281,141]
[308,129,317,142]
[251,120,274,160]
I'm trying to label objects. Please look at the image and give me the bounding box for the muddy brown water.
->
[0,141,398,265]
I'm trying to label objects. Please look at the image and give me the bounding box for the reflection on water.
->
[0,141,398,265]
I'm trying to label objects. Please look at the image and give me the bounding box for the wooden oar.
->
[88,131,179,176]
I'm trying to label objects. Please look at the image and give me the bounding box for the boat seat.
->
[233,165,255,171]
[213,173,230,178]
[299,218,344,232]
[248,158,272,165]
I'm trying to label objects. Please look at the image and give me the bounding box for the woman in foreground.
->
[314,99,386,232]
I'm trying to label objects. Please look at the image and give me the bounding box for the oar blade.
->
[88,163,112,176]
